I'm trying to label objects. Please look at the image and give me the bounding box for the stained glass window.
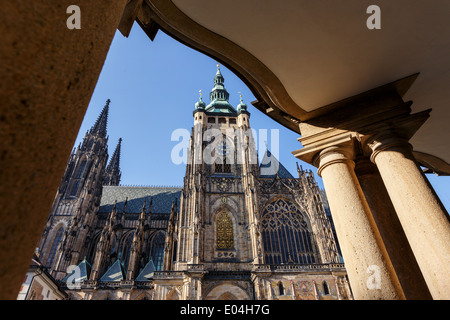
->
[216,212,234,249]
[261,198,317,264]
[121,232,133,270]
[46,227,64,267]
[74,159,86,179]
[151,232,166,271]
[69,180,80,196]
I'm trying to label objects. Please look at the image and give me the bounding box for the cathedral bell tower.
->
[159,65,262,300]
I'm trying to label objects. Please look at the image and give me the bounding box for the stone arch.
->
[49,217,69,230]
[92,291,114,300]
[218,292,238,300]
[213,203,238,225]
[204,283,250,300]
[131,291,153,300]
[210,196,239,216]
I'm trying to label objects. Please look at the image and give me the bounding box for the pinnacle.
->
[90,99,110,138]
[107,138,122,173]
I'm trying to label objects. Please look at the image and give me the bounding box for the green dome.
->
[195,95,206,109]
[237,95,248,113]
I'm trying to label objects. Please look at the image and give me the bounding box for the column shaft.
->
[355,156,432,299]
[370,137,450,299]
[317,146,404,299]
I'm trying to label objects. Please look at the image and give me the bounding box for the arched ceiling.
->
[140,0,450,173]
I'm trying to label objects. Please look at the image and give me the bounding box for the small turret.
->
[195,90,206,110]
[237,94,250,127]
[237,94,249,114]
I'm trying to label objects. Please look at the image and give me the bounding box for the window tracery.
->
[261,198,317,264]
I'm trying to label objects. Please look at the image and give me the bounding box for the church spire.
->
[201,64,237,115]
[214,63,224,85]
[90,99,110,138]
[105,137,122,186]
[209,64,230,103]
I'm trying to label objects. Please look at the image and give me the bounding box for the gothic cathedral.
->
[36,66,353,300]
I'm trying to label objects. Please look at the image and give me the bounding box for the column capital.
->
[293,132,356,168]
[314,144,355,177]
[366,132,412,164]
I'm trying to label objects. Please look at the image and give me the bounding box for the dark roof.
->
[259,149,294,179]
[135,260,156,281]
[99,186,182,214]
[62,259,91,283]
[99,259,125,282]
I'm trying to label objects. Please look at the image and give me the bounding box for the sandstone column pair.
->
[306,138,404,299]
[293,100,450,299]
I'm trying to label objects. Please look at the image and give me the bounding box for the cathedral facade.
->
[36,66,352,300]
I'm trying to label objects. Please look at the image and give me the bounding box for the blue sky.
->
[74,24,450,212]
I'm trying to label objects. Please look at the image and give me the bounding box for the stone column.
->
[0,0,129,299]
[368,134,450,299]
[355,156,431,300]
[314,145,404,299]
[354,156,432,299]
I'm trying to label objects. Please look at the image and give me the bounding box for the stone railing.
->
[62,279,155,290]
[252,263,345,273]
[153,271,185,279]
[186,264,205,271]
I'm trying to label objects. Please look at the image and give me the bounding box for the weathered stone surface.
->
[0,0,127,299]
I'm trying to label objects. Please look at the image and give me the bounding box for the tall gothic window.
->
[121,232,134,270]
[74,159,87,179]
[87,233,101,265]
[261,198,317,264]
[216,212,234,249]
[69,159,87,197]
[151,232,165,271]
[46,227,64,267]
[69,180,80,197]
